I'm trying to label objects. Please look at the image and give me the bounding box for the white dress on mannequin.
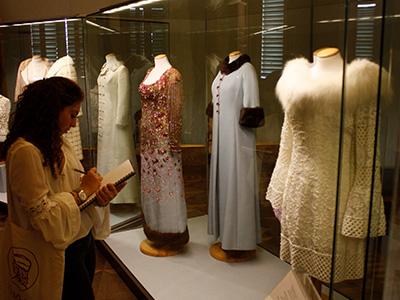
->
[14,55,52,101]
[46,55,83,160]
[0,95,11,142]
[97,53,140,204]
[266,49,387,282]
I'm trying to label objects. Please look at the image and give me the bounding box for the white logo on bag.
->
[7,247,39,291]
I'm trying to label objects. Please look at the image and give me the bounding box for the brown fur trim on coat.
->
[219,54,251,75]
[239,107,265,128]
[143,223,190,247]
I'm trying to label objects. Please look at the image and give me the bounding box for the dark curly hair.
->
[1,77,84,178]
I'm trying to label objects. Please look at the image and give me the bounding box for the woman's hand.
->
[95,182,127,207]
[80,167,102,196]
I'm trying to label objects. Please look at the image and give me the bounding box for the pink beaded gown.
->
[138,67,189,246]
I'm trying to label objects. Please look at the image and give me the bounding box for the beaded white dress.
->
[138,67,188,244]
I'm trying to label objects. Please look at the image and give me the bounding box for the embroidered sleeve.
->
[167,70,184,151]
[242,63,260,108]
[266,113,293,210]
[8,144,81,249]
[341,104,386,238]
[116,66,131,127]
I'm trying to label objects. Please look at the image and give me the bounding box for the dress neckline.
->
[142,67,173,87]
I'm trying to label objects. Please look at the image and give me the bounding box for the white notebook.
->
[79,160,135,210]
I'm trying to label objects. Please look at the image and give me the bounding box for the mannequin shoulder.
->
[240,62,258,78]
[346,59,391,108]
[168,67,183,82]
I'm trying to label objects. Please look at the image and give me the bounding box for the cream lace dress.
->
[266,58,387,282]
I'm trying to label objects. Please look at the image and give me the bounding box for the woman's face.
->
[58,101,81,134]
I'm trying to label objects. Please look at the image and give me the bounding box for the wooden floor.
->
[93,246,137,300]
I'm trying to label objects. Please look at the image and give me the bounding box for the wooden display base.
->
[139,239,185,257]
[209,242,256,263]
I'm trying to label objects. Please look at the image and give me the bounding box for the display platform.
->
[104,215,291,300]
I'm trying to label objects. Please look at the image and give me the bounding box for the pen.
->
[73,168,86,175]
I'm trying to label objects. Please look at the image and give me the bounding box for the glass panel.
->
[362,0,400,299]
[0,18,90,162]
[1,1,399,298]
[330,1,393,299]
[86,1,209,229]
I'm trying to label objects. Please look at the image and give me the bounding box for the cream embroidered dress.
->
[97,58,140,204]
[266,58,387,282]
[0,95,11,142]
[138,67,188,243]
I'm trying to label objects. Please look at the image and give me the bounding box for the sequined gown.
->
[138,67,188,245]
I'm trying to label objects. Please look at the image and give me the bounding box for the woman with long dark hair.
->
[0,77,123,300]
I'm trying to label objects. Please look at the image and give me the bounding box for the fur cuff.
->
[239,107,265,128]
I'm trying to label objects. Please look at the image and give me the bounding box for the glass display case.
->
[0,17,90,160]
[0,0,399,299]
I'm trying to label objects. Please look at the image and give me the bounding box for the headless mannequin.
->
[105,53,122,68]
[208,50,256,263]
[139,53,185,257]
[311,47,343,78]
[142,54,172,85]
[228,50,241,63]
[21,55,49,84]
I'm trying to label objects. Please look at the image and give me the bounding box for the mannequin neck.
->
[31,55,43,62]
[106,53,119,64]
[311,48,343,78]
[154,54,172,71]
[142,54,172,85]
[22,55,49,83]
[228,50,241,63]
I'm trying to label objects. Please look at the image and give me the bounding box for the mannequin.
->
[138,54,189,257]
[142,54,172,85]
[46,55,83,160]
[208,50,262,263]
[228,50,241,63]
[97,53,140,205]
[21,55,50,83]
[0,94,10,143]
[15,55,52,101]
[311,47,343,78]
[266,48,387,283]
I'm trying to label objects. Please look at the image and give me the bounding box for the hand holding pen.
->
[74,167,103,198]
[73,167,120,207]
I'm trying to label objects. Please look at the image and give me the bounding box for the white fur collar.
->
[276,57,389,113]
